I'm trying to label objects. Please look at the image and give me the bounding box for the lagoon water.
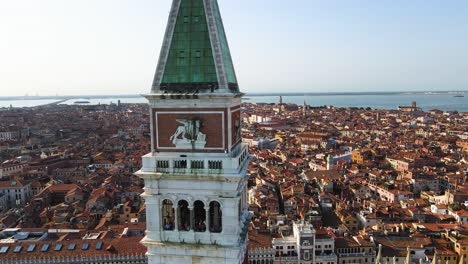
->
[0,93,466,112]
[248,93,468,112]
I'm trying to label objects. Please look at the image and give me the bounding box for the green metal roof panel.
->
[160,0,218,89]
[153,0,240,94]
[213,0,238,85]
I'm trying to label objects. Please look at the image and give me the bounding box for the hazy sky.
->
[1,0,468,96]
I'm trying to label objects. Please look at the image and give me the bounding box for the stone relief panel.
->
[231,109,242,146]
[155,111,224,150]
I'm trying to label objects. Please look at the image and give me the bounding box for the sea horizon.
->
[0,91,467,112]
[0,90,466,101]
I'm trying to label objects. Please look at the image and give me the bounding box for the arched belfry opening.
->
[178,200,190,231]
[194,201,206,232]
[162,199,175,230]
[209,201,222,233]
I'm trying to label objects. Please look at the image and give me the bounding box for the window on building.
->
[194,200,206,232]
[13,246,22,253]
[0,246,9,254]
[178,200,190,231]
[178,51,186,61]
[162,199,175,230]
[209,201,222,233]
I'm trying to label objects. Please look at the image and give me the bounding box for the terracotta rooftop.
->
[47,184,80,193]
[0,236,145,260]
[247,228,272,250]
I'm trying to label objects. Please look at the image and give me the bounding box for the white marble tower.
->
[136,0,251,263]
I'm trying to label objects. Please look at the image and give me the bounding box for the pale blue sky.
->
[1,0,467,96]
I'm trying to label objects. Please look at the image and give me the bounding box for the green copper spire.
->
[152,0,239,94]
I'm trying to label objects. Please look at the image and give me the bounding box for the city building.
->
[0,159,26,179]
[0,180,31,209]
[0,130,19,142]
[335,236,375,264]
[0,227,147,263]
[249,221,337,264]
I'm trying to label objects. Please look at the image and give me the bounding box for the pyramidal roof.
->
[151,0,239,94]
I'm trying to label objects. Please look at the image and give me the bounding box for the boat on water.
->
[74,100,90,104]
[453,95,464,98]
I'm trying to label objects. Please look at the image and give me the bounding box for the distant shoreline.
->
[0,91,466,101]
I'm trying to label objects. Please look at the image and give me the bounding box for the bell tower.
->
[136,0,251,263]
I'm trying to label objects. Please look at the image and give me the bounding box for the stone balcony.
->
[276,256,298,262]
[140,144,250,177]
[316,238,335,244]
[315,253,338,262]
[337,252,376,257]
